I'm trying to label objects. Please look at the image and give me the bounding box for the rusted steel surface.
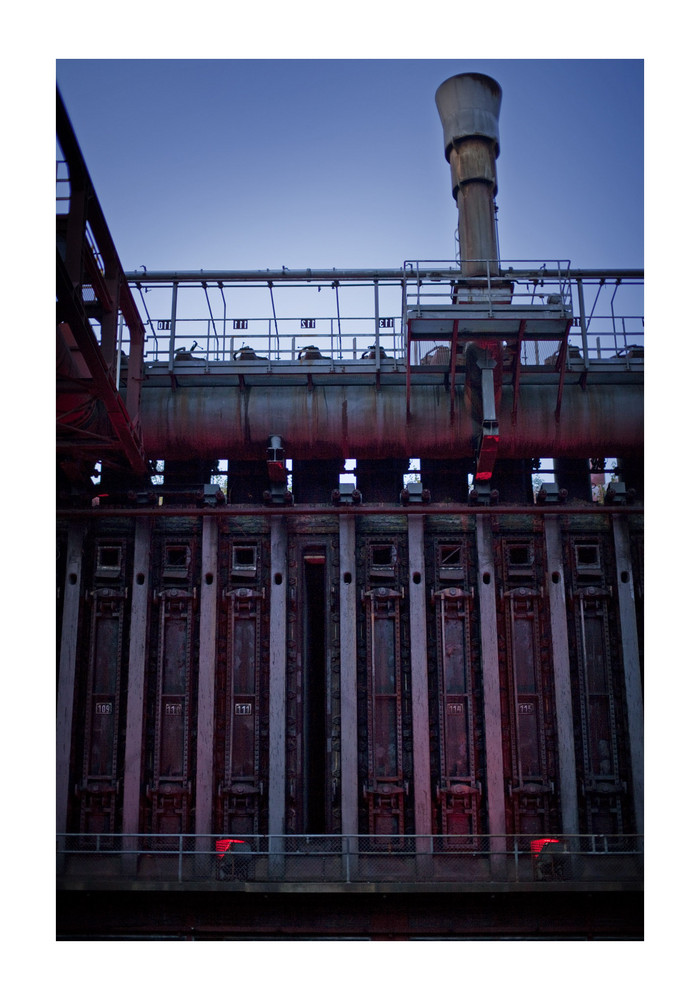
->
[136,383,642,460]
[544,517,579,834]
[58,504,643,518]
[122,520,152,844]
[435,74,502,277]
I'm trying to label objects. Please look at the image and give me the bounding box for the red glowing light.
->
[530,838,560,856]
[266,461,287,482]
[215,838,246,858]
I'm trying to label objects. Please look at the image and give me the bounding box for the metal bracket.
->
[332,483,362,505]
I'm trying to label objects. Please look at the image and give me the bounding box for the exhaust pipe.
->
[435,73,502,277]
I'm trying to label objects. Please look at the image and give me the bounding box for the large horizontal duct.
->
[138,383,642,461]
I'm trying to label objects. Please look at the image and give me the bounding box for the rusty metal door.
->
[78,539,127,834]
[575,590,624,834]
[221,576,264,834]
[149,539,196,834]
[569,535,627,834]
[363,583,405,836]
[499,536,556,836]
[433,582,481,841]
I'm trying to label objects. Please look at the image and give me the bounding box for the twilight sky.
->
[56,59,643,274]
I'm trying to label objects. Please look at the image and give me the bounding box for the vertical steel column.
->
[544,515,579,834]
[122,518,152,870]
[476,516,506,875]
[167,282,178,373]
[373,280,381,371]
[577,278,590,369]
[125,321,144,419]
[268,515,287,875]
[612,515,644,835]
[408,515,432,872]
[57,523,86,839]
[195,517,219,858]
[339,515,358,875]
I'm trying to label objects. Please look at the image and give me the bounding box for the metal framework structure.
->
[56,76,643,940]
[56,92,147,481]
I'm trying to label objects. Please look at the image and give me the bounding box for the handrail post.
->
[400,278,407,363]
[116,313,125,384]
[374,280,380,361]
[577,278,589,369]
[167,281,178,373]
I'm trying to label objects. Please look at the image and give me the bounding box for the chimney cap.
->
[435,72,502,159]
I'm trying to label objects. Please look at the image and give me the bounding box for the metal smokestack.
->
[435,73,502,276]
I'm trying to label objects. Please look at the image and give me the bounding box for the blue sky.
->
[56,59,643,274]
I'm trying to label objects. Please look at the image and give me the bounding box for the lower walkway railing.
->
[57,833,643,887]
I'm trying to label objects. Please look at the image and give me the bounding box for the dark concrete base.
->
[56,886,643,940]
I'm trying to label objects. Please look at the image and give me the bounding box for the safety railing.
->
[567,268,644,370]
[404,261,643,368]
[403,258,574,312]
[56,155,70,213]
[121,263,642,374]
[127,271,407,368]
[57,832,643,887]
[141,315,406,366]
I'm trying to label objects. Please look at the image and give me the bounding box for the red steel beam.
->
[57,252,147,473]
[57,89,146,464]
[57,504,642,518]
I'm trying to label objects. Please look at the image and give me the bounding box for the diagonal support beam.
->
[57,251,147,473]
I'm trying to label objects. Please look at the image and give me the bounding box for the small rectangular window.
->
[232,546,257,578]
[440,546,462,566]
[506,543,534,578]
[438,544,465,581]
[96,545,122,578]
[509,546,531,566]
[166,546,188,566]
[369,544,397,580]
[372,546,394,566]
[163,545,190,579]
[575,544,601,574]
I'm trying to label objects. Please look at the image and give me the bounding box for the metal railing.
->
[56,156,70,213]
[403,258,574,312]
[57,832,643,887]
[119,262,642,373]
[56,142,642,374]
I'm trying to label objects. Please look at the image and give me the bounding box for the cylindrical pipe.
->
[435,73,502,276]
[136,382,643,460]
[124,267,643,284]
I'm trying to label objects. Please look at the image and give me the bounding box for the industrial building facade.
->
[56,73,643,939]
